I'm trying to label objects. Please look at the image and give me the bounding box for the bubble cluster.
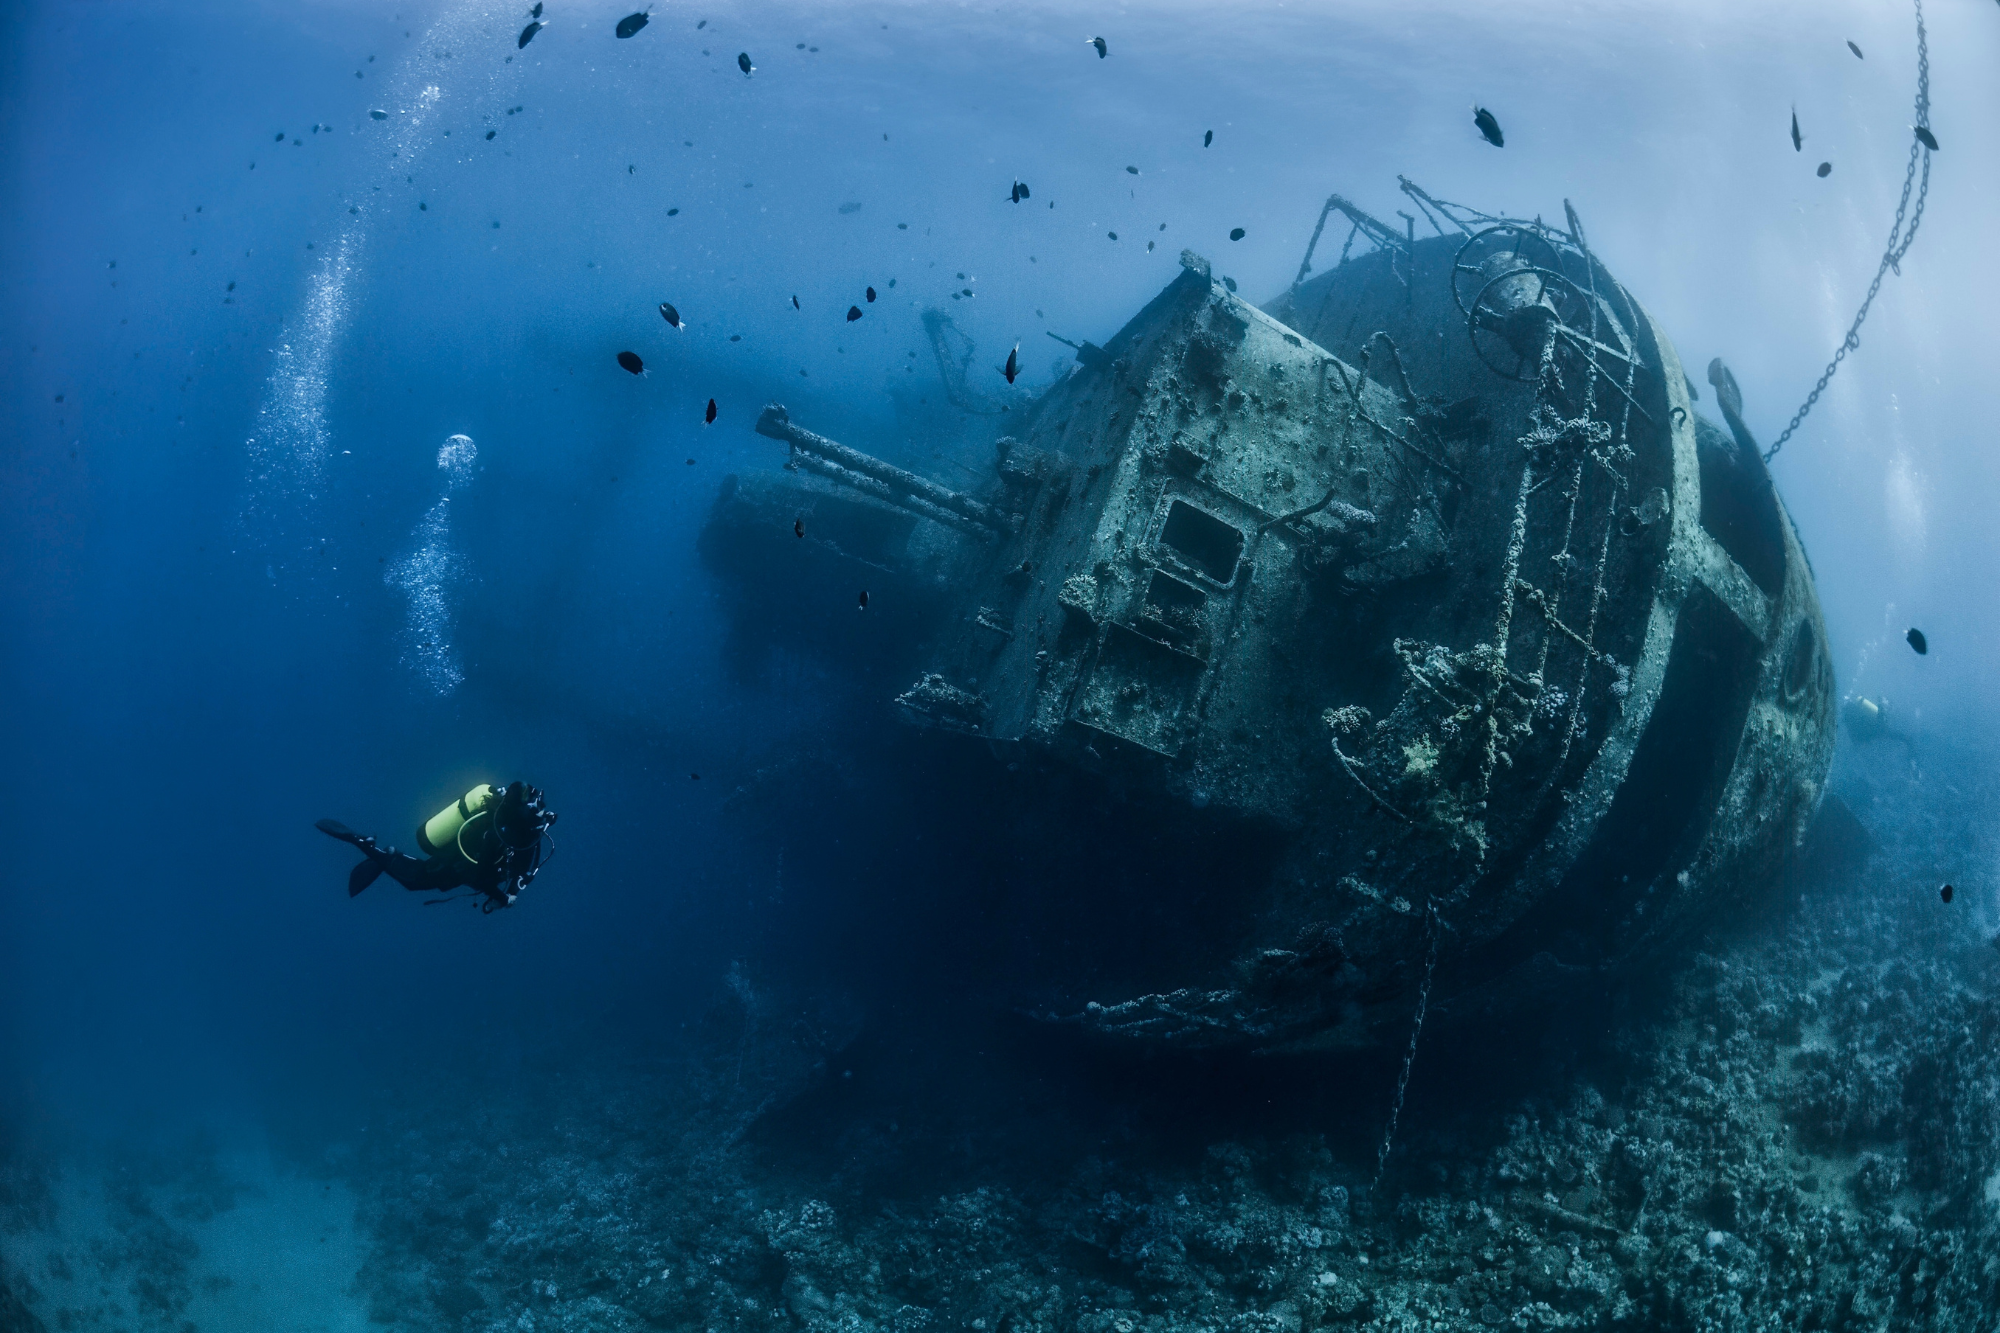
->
[437,433,477,489]
[387,498,468,696]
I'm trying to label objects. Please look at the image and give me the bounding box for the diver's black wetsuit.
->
[316,781,555,912]
[317,825,500,897]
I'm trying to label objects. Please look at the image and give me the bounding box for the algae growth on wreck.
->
[5,2,2000,1331]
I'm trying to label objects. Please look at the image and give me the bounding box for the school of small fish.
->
[197,6,1952,679]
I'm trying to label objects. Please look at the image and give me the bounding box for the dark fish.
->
[697,19,706,28]
[1003,343,1019,384]
[737,51,754,75]
[1125,165,1139,175]
[370,109,387,119]
[617,350,644,374]
[1847,39,1862,58]
[531,2,542,17]
[616,10,649,38]
[1942,883,1955,904]
[276,131,286,142]
[1229,227,1245,241]
[1204,129,1213,147]
[1010,179,1031,203]
[1914,125,1938,151]
[518,20,543,48]
[485,129,496,140]
[690,772,700,780]
[1473,106,1504,147]
[858,590,869,610]
[846,305,863,322]
[705,398,718,424]
[791,294,800,309]
[659,301,683,329]
[1791,108,1803,152]
[1087,35,1107,58]
[866,286,877,302]
[1817,161,1832,177]
[1907,627,1928,654]
[795,518,805,538]
[1108,230,1118,241]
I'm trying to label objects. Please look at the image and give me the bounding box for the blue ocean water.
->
[5,2,2000,1329]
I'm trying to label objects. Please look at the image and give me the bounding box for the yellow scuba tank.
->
[418,785,501,865]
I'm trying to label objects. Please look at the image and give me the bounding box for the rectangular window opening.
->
[1159,500,1243,583]
[1144,569,1208,615]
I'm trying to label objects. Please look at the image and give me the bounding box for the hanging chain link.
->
[1373,901,1441,1193]
[1765,0,1931,462]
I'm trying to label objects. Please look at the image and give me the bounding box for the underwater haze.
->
[6,1,2000,1329]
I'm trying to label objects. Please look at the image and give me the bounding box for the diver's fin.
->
[349,859,385,897]
[317,818,361,843]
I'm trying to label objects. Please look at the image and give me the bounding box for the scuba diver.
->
[316,781,557,912]
[1841,695,1914,749]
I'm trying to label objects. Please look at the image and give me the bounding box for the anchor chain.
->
[1373,900,1441,1192]
[1765,0,1932,462]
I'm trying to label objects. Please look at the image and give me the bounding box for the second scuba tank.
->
[418,785,500,864]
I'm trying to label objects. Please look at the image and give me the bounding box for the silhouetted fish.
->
[866,287,877,302]
[1126,165,1139,175]
[616,10,649,38]
[795,518,805,538]
[1914,125,1938,151]
[705,397,718,424]
[370,109,388,120]
[737,51,755,75]
[531,3,542,17]
[518,20,543,48]
[858,590,869,610]
[1229,227,1245,241]
[1817,161,1832,177]
[1204,129,1213,147]
[1847,40,1862,58]
[791,295,800,310]
[617,350,644,374]
[1474,106,1504,147]
[659,301,683,329]
[1087,36,1107,58]
[846,305,863,322]
[1791,108,1803,152]
[1907,627,1928,654]
[1010,179,1031,203]
[1004,343,1019,384]
[1942,883,1955,904]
